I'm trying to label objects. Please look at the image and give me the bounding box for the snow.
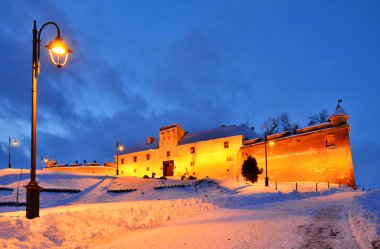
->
[178,124,259,145]
[349,190,380,248]
[0,169,379,248]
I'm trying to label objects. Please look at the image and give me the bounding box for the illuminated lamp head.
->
[43,158,48,163]
[13,139,19,147]
[118,145,124,152]
[45,36,72,68]
[268,141,275,148]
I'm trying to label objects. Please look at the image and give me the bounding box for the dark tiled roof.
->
[329,105,348,118]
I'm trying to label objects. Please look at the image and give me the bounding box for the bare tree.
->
[262,113,299,135]
[308,110,329,125]
[261,116,280,135]
[280,113,299,134]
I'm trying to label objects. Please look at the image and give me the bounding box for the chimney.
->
[147,136,155,144]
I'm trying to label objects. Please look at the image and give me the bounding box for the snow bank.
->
[349,190,380,249]
[0,198,215,249]
[210,186,354,209]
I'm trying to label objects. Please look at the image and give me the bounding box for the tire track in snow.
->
[298,204,360,249]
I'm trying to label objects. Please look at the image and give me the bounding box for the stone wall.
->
[242,124,355,187]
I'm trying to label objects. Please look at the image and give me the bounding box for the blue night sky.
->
[0,1,379,188]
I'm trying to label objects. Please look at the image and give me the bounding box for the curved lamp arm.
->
[34,21,62,76]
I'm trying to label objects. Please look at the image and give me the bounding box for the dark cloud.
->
[0,0,379,190]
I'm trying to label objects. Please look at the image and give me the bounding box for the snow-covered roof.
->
[124,139,158,153]
[178,124,260,145]
[329,105,348,119]
[123,124,260,153]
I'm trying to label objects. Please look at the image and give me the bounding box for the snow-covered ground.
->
[350,190,380,248]
[0,169,379,248]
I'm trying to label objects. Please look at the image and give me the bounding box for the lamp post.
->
[25,20,72,219]
[264,132,269,187]
[116,141,124,176]
[8,137,19,168]
[40,156,48,170]
[264,132,275,187]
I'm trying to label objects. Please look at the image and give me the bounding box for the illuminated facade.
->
[117,124,258,179]
[117,104,356,187]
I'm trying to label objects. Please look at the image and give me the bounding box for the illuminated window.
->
[190,161,195,166]
[326,135,336,148]
[224,141,229,149]
[146,167,150,171]
[227,157,233,162]
[167,151,170,157]
[146,154,150,160]
[190,147,195,153]
[121,158,124,164]
[133,156,137,162]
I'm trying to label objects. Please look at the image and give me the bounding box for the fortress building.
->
[116,104,356,187]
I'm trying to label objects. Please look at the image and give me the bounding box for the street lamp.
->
[264,132,275,187]
[8,136,19,168]
[116,141,124,176]
[40,156,48,170]
[25,20,72,219]
[264,132,269,187]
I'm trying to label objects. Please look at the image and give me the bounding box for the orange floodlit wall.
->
[45,166,116,175]
[242,124,355,187]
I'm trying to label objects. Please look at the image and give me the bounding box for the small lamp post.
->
[116,141,124,176]
[264,132,275,187]
[8,137,19,168]
[40,156,48,170]
[25,20,72,219]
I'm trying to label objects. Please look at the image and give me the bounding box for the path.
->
[91,192,360,249]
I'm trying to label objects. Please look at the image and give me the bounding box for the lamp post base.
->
[24,181,42,219]
[265,177,269,187]
[116,169,119,176]
[8,164,11,168]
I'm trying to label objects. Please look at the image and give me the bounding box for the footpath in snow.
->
[0,169,379,248]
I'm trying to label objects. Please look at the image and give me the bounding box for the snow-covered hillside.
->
[0,169,379,248]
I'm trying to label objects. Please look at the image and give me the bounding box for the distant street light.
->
[40,156,49,170]
[8,136,19,168]
[116,141,124,176]
[25,20,72,219]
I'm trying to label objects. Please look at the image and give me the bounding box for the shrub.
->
[241,155,263,183]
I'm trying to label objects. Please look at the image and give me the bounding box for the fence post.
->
[362,186,364,192]
[339,182,341,188]
[316,182,318,192]
[296,181,298,191]
[275,181,277,191]
[328,182,329,189]
[16,187,19,207]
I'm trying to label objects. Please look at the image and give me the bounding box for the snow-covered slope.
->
[350,190,380,248]
[1,169,378,249]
